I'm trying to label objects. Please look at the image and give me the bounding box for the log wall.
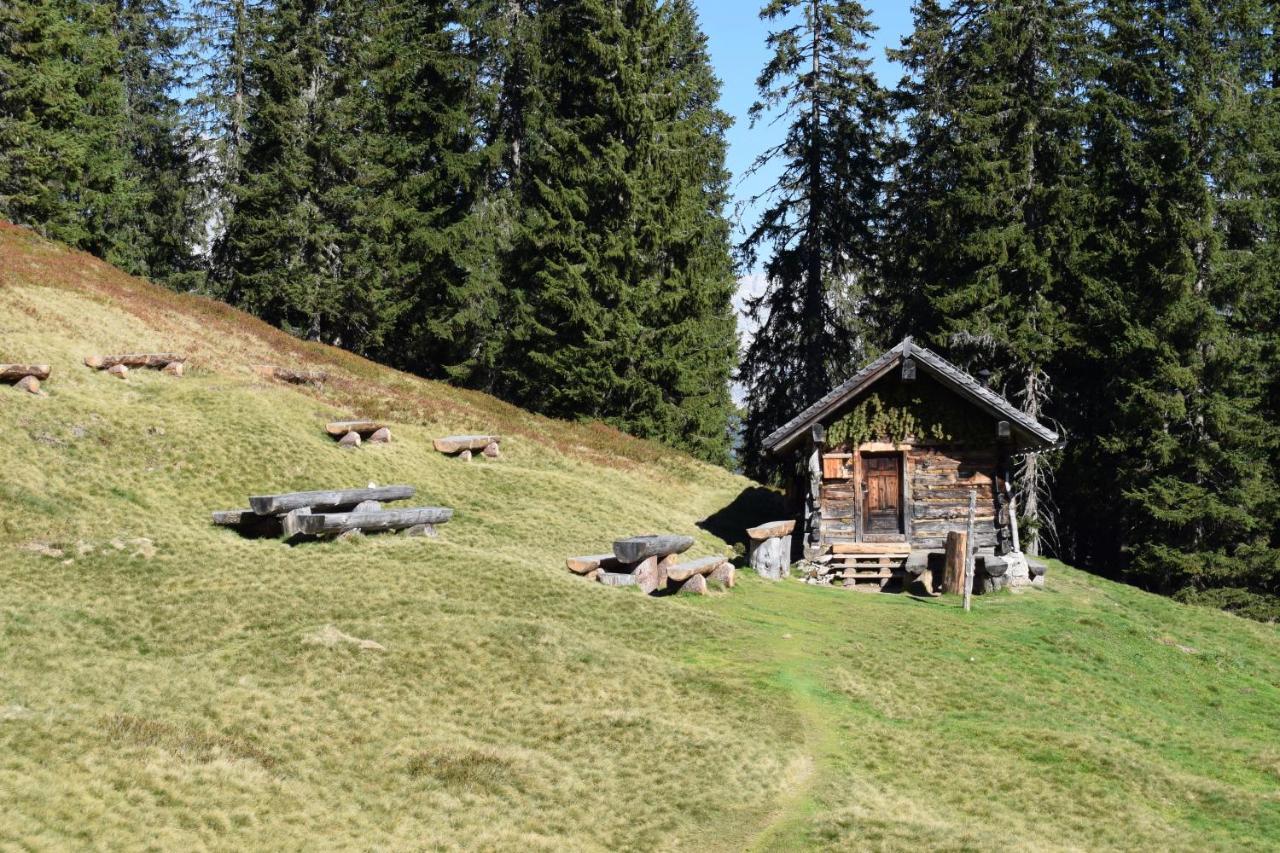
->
[816,442,1006,552]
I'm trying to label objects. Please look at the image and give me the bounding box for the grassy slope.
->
[1,222,1278,850]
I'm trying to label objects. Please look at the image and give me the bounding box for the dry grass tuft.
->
[105,713,278,770]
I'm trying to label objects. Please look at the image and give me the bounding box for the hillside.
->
[1,221,1278,851]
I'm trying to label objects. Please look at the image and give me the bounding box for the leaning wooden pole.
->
[963,489,976,612]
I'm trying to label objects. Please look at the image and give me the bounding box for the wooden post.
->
[943,531,967,595]
[963,489,976,612]
[1007,487,1021,554]
[805,423,823,557]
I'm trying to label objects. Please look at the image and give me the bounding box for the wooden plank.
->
[84,353,183,369]
[433,434,500,453]
[746,519,795,540]
[296,506,453,536]
[0,364,51,381]
[325,420,385,437]
[666,556,727,583]
[964,490,976,611]
[832,542,910,554]
[598,570,637,587]
[566,554,620,574]
[612,534,694,563]
[249,485,415,516]
[943,531,967,595]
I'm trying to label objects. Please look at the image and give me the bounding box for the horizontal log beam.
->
[296,506,453,536]
[325,420,385,437]
[248,484,414,516]
[433,434,500,453]
[566,553,621,574]
[0,364,51,381]
[746,520,795,540]
[613,534,694,563]
[666,555,728,583]
[85,353,183,369]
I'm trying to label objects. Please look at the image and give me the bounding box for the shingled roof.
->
[763,337,1061,454]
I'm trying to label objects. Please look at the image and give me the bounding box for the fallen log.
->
[0,364,51,381]
[665,555,727,583]
[161,361,183,377]
[256,365,328,385]
[676,574,708,596]
[745,519,796,540]
[566,554,622,575]
[85,353,184,370]
[295,506,453,537]
[433,434,500,454]
[248,484,415,516]
[613,534,694,563]
[325,420,384,437]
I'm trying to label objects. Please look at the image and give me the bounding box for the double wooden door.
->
[862,453,903,534]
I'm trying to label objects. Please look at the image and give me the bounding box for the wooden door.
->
[862,454,902,534]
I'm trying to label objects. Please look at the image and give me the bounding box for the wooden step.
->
[832,542,910,555]
[840,570,897,580]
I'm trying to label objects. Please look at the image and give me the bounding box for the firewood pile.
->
[212,485,452,541]
[85,353,186,378]
[566,535,735,596]
[1,364,50,396]
[433,434,500,461]
[326,420,392,448]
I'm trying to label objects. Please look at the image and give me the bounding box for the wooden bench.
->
[325,420,391,447]
[566,535,733,596]
[213,485,450,541]
[85,353,186,378]
[0,364,50,395]
[433,434,500,460]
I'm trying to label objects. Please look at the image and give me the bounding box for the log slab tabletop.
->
[248,484,415,516]
[433,434,501,453]
[84,353,184,370]
[0,364,51,382]
[296,506,453,536]
[325,420,386,437]
[612,534,694,563]
[745,519,796,540]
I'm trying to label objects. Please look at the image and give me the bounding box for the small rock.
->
[338,430,361,448]
[15,375,45,396]
[131,538,156,559]
[302,624,385,652]
[368,427,391,444]
[458,449,472,462]
[107,364,128,379]
[401,523,437,538]
[76,541,95,556]
[482,441,500,459]
[161,361,184,377]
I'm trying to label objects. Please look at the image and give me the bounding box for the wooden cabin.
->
[763,338,1059,577]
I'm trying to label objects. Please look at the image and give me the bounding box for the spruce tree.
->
[0,0,139,268]
[883,0,1089,552]
[736,0,889,480]
[1061,0,1279,606]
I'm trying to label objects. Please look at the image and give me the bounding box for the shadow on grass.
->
[697,486,789,553]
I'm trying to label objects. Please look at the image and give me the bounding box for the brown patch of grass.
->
[104,713,277,771]
[406,745,521,792]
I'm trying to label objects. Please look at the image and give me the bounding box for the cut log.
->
[433,435,500,454]
[255,365,328,385]
[368,427,391,444]
[295,506,453,537]
[566,554,622,574]
[1027,559,1047,578]
[338,430,361,448]
[401,523,438,537]
[14,375,44,395]
[459,449,472,462]
[708,561,736,589]
[161,361,184,377]
[325,420,384,437]
[482,441,500,458]
[107,364,129,379]
[943,531,967,595]
[248,485,415,516]
[665,555,727,583]
[983,556,1009,578]
[85,353,183,370]
[746,519,796,540]
[211,509,283,537]
[0,364,51,381]
[750,534,791,580]
[598,570,637,587]
[282,507,313,538]
[676,573,708,596]
[352,500,382,512]
[612,534,694,563]
[632,556,664,595]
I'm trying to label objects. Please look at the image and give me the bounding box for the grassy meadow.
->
[2,222,1279,850]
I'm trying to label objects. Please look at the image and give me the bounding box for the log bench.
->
[85,353,186,378]
[746,520,794,580]
[325,420,391,447]
[213,484,450,541]
[0,364,50,395]
[433,434,501,461]
[566,535,735,596]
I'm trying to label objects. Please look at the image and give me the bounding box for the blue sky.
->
[694,0,912,260]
